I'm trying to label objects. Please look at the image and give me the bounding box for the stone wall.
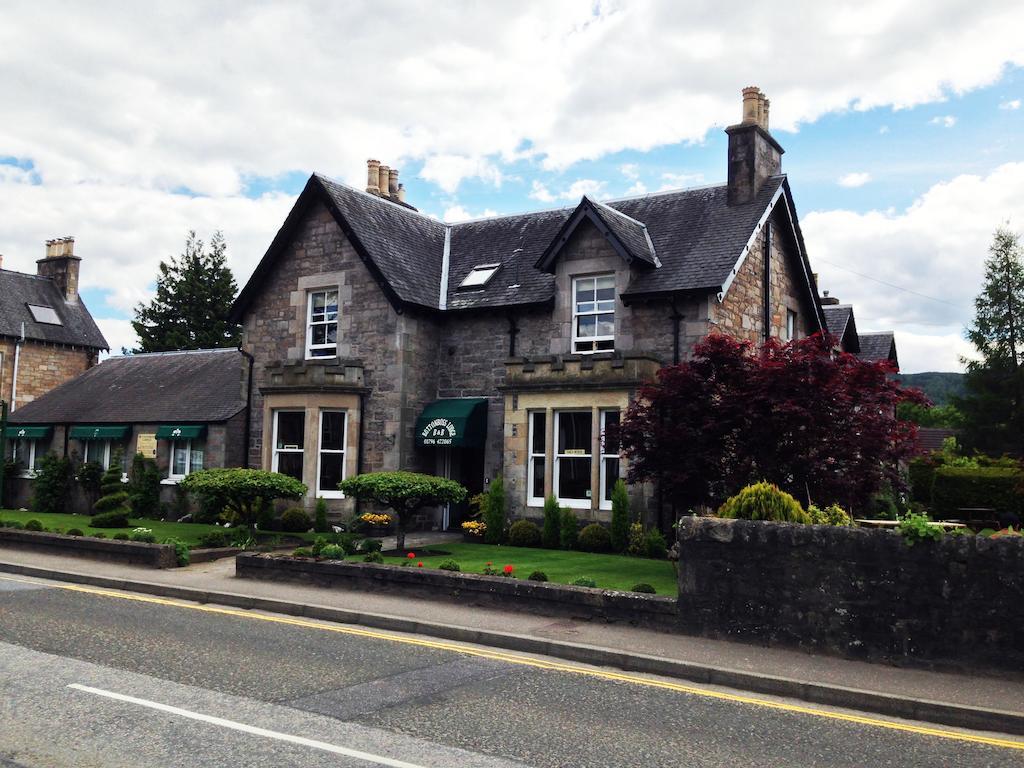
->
[0,339,97,410]
[676,516,1024,670]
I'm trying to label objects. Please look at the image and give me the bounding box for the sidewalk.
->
[1,543,1021,734]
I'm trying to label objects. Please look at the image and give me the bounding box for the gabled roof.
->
[9,348,246,424]
[857,331,898,369]
[0,269,108,350]
[822,304,860,353]
[231,172,821,322]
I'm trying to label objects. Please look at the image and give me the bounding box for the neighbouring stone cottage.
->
[229,87,896,529]
[4,348,249,514]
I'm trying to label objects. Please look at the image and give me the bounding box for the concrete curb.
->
[1,559,1021,737]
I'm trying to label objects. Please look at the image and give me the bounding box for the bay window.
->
[273,410,305,482]
[572,274,615,353]
[306,289,339,359]
[600,410,620,510]
[527,411,546,507]
[554,410,592,508]
[317,410,346,498]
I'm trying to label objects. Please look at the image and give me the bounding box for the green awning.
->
[415,398,488,448]
[69,425,130,441]
[155,425,207,439]
[3,426,52,439]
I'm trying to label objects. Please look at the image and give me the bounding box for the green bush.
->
[438,559,461,571]
[626,522,645,556]
[181,468,307,531]
[363,551,384,563]
[610,479,630,552]
[482,476,506,545]
[642,529,668,559]
[319,544,345,560]
[931,465,1024,519]
[66,528,84,537]
[808,504,853,526]
[631,583,656,594]
[196,530,229,549]
[577,523,611,553]
[77,460,105,505]
[314,497,329,533]
[896,512,943,545]
[571,576,597,588]
[541,495,561,549]
[280,506,312,533]
[0,520,24,529]
[163,537,190,566]
[93,452,130,516]
[32,454,74,515]
[527,570,548,582]
[90,511,130,528]
[908,458,937,504]
[718,481,810,524]
[292,546,315,557]
[112,532,130,540]
[128,453,161,518]
[93,532,106,538]
[559,508,578,550]
[360,537,383,553]
[508,518,542,547]
[129,527,156,543]
[24,519,43,532]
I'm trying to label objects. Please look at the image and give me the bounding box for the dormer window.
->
[572,274,615,353]
[306,289,338,359]
[27,304,62,325]
[459,263,500,289]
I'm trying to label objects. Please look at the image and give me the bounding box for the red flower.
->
[407,552,415,559]
[503,564,514,574]
[417,561,424,567]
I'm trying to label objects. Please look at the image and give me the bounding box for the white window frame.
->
[272,410,305,483]
[572,274,616,354]
[459,263,501,289]
[12,439,37,478]
[786,309,798,341]
[316,410,347,499]
[82,440,111,470]
[305,288,339,359]
[167,439,204,481]
[527,411,546,507]
[599,409,621,511]
[553,410,593,509]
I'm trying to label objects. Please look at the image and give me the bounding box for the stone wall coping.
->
[0,528,178,568]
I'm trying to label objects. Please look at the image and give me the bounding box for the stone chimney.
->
[378,165,390,198]
[726,86,783,206]
[364,159,410,206]
[821,291,840,306]
[36,236,82,302]
[366,159,381,195]
[388,168,399,196]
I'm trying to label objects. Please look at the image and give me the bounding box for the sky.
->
[1,1,1024,372]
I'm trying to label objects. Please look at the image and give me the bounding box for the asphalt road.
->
[0,574,1020,768]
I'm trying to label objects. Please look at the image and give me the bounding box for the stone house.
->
[230,87,852,529]
[822,300,899,370]
[0,237,108,414]
[4,348,249,514]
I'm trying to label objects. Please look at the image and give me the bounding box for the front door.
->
[437,447,485,530]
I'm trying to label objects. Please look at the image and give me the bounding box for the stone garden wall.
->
[676,516,1024,670]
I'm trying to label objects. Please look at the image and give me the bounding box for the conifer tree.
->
[131,231,240,352]
[93,451,130,516]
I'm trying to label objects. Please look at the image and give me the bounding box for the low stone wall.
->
[0,529,178,568]
[676,516,1024,670]
[236,553,677,627]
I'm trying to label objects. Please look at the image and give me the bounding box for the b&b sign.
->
[421,418,457,446]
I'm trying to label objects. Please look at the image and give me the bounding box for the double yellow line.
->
[6,575,1023,752]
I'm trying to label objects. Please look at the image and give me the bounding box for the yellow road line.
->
[4,574,1023,752]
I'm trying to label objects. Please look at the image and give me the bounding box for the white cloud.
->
[804,162,1024,372]
[442,204,498,222]
[562,179,606,200]
[625,181,647,195]
[838,172,871,188]
[528,180,556,203]
[999,98,1021,110]
[419,155,505,194]
[95,317,138,356]
[930,115,957,127]
[619,163,640,180]
[878,125,890,134]
[658,172,705,191]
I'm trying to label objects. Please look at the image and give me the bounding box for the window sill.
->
[161,478,183,485]
[317,491,344,500]
[557,498,593,510]
[17,472,37,480]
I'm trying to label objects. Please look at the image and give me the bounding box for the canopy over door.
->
[414,398,488,448]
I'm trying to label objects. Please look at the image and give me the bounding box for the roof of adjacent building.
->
[822,304,860,353]
[0,269,108,350]
[8,348,246,424]
[232,173,823,327]
[916,427,959,455]
[856,331,898,368]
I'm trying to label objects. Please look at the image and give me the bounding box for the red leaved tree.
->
[616,333,926,519]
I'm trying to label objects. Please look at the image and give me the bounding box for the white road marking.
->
[67,683,430,767]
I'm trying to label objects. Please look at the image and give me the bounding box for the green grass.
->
[0,509,230,547]
[385,542,677,595]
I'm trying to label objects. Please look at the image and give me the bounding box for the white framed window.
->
[459,263,501,289]
[599,410,620,510]
[554,410,592,509]
[527,411,546,507]
[168,440,204,480]
[12,439,37,477]
[572,274,615,353]
[306,289,339,359]
[316,410,346,498]
[272,410,305,482]
[82,440,111,470]
[786,310,798,341]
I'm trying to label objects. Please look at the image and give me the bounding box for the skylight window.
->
[27,304,62,325]
[459,263,501,289]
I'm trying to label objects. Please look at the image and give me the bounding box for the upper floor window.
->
[786,310,798,341]
[306,289,339,359]
[573,274,615,353]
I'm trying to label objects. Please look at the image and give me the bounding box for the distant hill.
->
[892,372,966,406]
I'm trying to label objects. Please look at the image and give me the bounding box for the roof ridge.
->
[603,180,727,204]
[0,268,55,281]
[313,173,445,228]
[447,202,576,226]
[588,196,648,228]
[107,347,239,360]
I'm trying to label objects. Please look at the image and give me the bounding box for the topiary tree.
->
[93,451,130,517]
[338,471,467,552]
[610,479,630,552]
[718,481,810,524]
[482,476,506,545]
[541,495,561,549]
[180,468,307,533]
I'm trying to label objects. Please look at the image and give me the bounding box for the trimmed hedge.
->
[931,466,1024,519]
[908,458,938,503]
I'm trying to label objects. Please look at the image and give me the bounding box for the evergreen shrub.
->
[508,519,542,547]
[577,523,611,553]
[718,481,810,524]
[541,495,561,548]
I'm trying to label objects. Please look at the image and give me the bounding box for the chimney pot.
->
[37,235,80,302]
[378,165,390,198]
[396,183,405,203]
[742,86,761,124]
[366,159,381,195]
[726,87,783,205]
[388,168,399,196]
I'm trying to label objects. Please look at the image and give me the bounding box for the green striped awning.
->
[155,425,207,440]
[69,425,130,441]
[3,425,53,439]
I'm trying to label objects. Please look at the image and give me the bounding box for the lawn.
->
[383,542,678,595]
[0,509,230,548]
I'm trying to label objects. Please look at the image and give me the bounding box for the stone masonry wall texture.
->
[676,516,1024,670]
[0,339,96,410]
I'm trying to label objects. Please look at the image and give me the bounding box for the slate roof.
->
[856,331,898,368]
[822,304,860,352]
[232,173,816,322]
[0,269,108,349]
[8,348,246,424]
[916,427,959,455]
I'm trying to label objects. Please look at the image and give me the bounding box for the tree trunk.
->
[395,523,406,553]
